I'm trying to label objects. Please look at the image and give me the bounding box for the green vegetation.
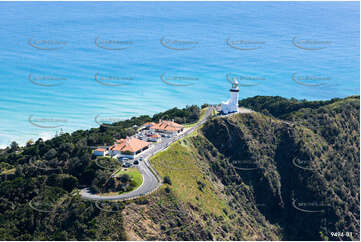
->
[163,175,172,185]
[0,168,15,175]
[128,95,359,240]
[238,95,348,119]
[184,107,207,128]
[205,95,359,240]
[134,125,280,240]
[153,105,200,124]
[0,96,359,240]
[0,162,14,173]
[150,141,229,217]
[0,105,200,240]
[115,167,143,192]
[91,163,143,195]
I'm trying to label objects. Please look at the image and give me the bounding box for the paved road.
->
[80,106,214,201]
[80,154,159,201]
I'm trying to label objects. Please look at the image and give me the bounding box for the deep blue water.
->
[0,2,359,147]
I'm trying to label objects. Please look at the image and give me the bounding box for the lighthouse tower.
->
[221,78,239,114]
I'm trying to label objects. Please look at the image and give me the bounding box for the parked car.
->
[134,160,139,165]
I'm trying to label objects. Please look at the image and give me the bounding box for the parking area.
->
[121,130,182,168]
[118,155,144,168]
[82,107,213,201]
[93,119,194,169]
[135,129,173,141]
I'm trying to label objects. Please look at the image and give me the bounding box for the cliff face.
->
[125,96,359,241]
[198,96,359,240]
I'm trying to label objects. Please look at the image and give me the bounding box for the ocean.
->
[0,1,359,147]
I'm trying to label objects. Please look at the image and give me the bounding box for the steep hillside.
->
[199,96,359,240]
[132,96,359,241]
[0,96,359,240]
[126,136,281,240]
[0,106,200,240]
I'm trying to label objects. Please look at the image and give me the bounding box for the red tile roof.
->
[110,144,123,151]
[110,137,149,153]
[95,148,105,152]
[150,120,184,132]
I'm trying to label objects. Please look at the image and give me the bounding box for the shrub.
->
[163,176,172,185]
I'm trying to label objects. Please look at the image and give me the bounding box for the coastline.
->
[1,94,359,149]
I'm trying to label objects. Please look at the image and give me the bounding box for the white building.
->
[221,79,239,114]
[109,137,150,159]
[93,148,108,156]
[147,133,162,142]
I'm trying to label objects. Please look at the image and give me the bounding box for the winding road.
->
[80,106,214,201]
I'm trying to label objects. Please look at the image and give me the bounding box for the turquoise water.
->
[0,2,359,147]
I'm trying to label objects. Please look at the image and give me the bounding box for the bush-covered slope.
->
[0,105,200,240]
[0,96,358,240]
[127,96,359,241]
[198,95,359,240]
[128,134,281,240]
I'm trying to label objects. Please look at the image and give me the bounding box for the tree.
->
[60,143,74,153]
[26,139,34,147]
[163,176,172,185]
[10,141,18,152]
[119,174,130,183]
[62,175,79,192]
[45,148,57,160]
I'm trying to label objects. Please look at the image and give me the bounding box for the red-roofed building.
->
[147,133,162,142]
[93,148,108,156]
[149,119,184,136]
[109,137,150,158]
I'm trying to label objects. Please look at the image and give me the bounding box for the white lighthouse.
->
[221,78,239,114]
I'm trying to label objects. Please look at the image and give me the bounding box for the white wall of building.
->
[93,150,108,156]
[118,153,135,159]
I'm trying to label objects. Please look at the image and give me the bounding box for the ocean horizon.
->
[0,1,359,148]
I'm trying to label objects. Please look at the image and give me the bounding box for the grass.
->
[115,167,143,188]
[98,167,143,196]
[184,107,208,128]
[211,108,218,117]
[128,111,286,240]
[149,135,229,218]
